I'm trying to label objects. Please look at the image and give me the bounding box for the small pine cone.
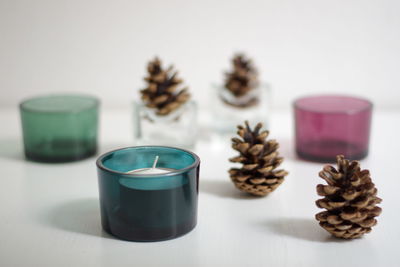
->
[315,155,382,239]
[228,121,288,196]
[140,57,190,116]
[225,53,258,99]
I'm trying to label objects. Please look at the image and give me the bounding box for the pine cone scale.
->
[235,143,250,154]
[250,178,266,184]
[257,166,274,174]
[317,184,341,196]
[248,144,264,155]
[243,164,258,170]
[274,170,288,177]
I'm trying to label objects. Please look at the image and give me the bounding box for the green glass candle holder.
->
[96,146,200,242]
[20,94,99,163]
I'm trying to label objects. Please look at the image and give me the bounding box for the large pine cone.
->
[225,53,258,97]
[140,57,190,116]
[228,121,288,196]
[316,155,382,239]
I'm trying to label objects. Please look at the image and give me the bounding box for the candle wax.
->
[126,167,173,175]
[125,155,174,175]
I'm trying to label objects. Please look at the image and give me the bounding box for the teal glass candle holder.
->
[96,146,200,242]
[20,94,99,163]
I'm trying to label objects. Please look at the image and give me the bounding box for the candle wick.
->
[152,156,159,169]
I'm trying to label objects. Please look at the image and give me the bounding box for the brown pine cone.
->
[315,155,382,239]
[140,57,190,116]
[225,53,258,97]
[228,121,288,196]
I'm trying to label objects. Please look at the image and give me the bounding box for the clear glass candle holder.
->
[19,94,99,163]
[96,146,200,242]
[133,101,197,149]
[211,83,271,134]
[294,95,372,162]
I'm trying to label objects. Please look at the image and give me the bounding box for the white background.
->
[1,0,400,110]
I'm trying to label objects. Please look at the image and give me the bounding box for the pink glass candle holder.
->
[294,95,372,162]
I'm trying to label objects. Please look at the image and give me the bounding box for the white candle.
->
[125,156,173,175]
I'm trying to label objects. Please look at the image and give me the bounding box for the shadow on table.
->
[262,218,348,243]
[200,179,266,200]
[0,138,24,161]
[43,198,115,239]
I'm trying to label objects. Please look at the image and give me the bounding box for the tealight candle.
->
[96,146,200,242]
[125,156,173,175]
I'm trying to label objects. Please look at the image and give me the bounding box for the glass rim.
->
[19,94,100,114]
[96,145,200,178]
[293,94,373,115]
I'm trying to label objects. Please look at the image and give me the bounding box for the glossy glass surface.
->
[96,146,200,242]
[212,83,271,134]
[20,94,99,162]
[133,101,197,149]
[294,95,372,162]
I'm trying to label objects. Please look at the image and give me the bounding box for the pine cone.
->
[224,53,259,108]
[315,155,382,239]
[140,57,190,116]
[228,121,288,196]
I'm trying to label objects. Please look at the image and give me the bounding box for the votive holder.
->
[96,146,200,242]
[294,95,372,162]
[133,101,197,149]
[19,94,99,163]
[211,83,271,134]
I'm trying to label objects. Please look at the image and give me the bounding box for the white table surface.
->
[0,108,399,267]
